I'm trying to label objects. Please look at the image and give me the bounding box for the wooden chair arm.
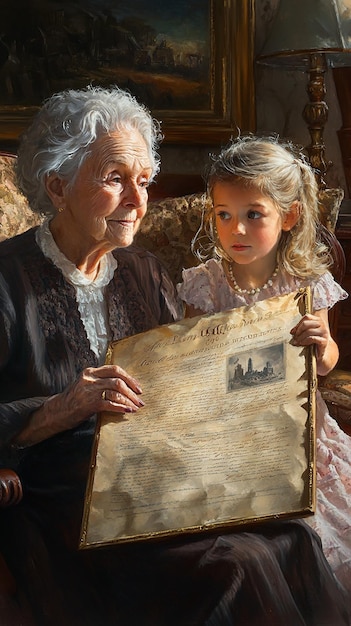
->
[0,469,25,609]
[0,391,24,596]
[0,469,23,508]
[319,370,351,435]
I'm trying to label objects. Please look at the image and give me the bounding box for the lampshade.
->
[257,0,351,69]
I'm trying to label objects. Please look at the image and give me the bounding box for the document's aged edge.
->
[299,286,317,518]
[80,345,114,548]
[79,289,317,550]
[80,417,101,548]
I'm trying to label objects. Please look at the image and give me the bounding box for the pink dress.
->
[178,259,351,595]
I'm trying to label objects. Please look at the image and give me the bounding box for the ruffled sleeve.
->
[177,265,349,316]
[177,260,231,314]
[177,265,212,313]
[311,271,348,310]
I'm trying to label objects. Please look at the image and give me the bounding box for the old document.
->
[80,289,316,548]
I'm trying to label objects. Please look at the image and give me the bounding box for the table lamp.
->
[256,0,351,230]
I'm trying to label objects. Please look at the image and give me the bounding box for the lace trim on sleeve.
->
[312,271,348,310]
[177,260,221,314]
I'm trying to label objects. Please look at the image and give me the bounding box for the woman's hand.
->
[290,309,339,376]
[13,364,144,447]
[63,364,145,420]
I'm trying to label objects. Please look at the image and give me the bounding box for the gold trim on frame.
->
[159,0,256,143]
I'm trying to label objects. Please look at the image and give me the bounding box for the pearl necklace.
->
[227,262,278,295]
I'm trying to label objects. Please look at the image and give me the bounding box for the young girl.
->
[177,135,351,596]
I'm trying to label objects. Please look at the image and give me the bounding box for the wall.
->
[255,0,347,195]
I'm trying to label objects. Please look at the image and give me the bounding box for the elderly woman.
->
[0,86,349,626]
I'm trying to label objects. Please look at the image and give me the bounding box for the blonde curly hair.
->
[193,135,331,279]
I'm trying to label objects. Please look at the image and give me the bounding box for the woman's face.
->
[59,128,153,250]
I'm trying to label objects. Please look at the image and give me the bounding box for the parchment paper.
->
[80,289,316,548]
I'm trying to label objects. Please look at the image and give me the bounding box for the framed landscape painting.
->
[0,0,255,144]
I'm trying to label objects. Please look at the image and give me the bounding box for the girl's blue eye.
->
[248,210,262,219]
[216,211,231,220]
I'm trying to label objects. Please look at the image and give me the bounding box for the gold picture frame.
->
[0,0,255,146]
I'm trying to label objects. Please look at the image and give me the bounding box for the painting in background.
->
[0,0,209,112]
[0,0,255,144]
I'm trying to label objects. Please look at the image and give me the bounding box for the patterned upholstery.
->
[134,193,211,285]
[0,154,43,241]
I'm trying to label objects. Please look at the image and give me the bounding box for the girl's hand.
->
[290,309,339,376]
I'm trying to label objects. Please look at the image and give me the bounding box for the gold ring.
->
[102,390,106,401]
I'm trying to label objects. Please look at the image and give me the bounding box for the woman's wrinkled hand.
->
[13,365,144,447]
[61,364,145,425]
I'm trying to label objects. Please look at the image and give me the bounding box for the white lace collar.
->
[36,219,117,288]
[36,219,117,361]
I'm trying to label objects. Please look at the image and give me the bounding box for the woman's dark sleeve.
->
[158,264,184,324]
[121,245,184,326]
[0,271,47,446]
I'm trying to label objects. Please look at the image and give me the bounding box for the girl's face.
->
[213,182,288,268]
